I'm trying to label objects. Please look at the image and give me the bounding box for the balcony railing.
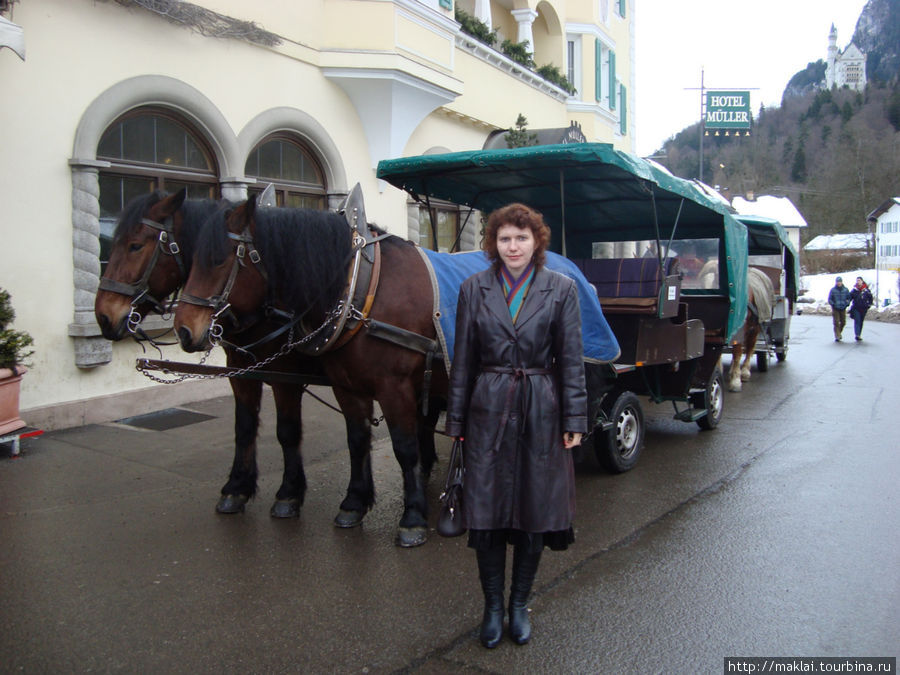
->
[454,34,570,103]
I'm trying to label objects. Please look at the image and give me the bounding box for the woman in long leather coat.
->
[446,203,587,648]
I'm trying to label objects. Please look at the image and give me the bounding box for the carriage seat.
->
[573,257,681,317]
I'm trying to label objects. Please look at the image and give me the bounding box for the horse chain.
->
[134,301,359,385]
[133,307,381,424]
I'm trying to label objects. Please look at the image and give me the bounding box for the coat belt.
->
[480,367,552,452]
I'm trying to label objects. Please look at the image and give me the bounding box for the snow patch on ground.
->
[797,268,900,323]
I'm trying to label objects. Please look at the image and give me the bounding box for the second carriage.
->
[734,214,800,370]
[378,142,749,472]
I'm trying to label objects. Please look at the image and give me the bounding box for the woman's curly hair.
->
[482,203,551,272]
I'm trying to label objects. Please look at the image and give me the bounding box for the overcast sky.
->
[634,0,870,156]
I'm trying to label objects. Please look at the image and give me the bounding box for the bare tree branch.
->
[108,0,281,47]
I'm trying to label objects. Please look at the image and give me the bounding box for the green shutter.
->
[609,51,616,109]
[595,40,602,103]
[619,84,627,134]
[619,0,626,17]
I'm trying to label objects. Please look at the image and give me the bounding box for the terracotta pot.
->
[0,366,27,435]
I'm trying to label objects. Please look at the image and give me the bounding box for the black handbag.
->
[436,438,466,537]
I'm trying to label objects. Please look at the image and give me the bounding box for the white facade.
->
[868,198,900,272]
[826,24,866,92]
[0,0,635,430]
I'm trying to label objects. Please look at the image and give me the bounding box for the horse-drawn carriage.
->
[95,142,749,546]
[377,142,749,472]
[735,214,799,370]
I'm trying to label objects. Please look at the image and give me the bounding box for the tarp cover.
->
[379,143,749,341]
[417,248,620,370]
[735,214,800,302]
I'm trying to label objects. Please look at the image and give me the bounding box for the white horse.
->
[699,262,775,392]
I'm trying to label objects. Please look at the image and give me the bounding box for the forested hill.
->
[656,0,900,243]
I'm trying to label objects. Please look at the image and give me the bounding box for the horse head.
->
[174,194,269,352]
[94,189,188,340]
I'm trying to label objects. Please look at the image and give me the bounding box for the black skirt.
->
[467,527,574,553]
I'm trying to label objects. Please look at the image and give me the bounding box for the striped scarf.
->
[500,261,535,324]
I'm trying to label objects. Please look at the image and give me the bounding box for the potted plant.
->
[0,287,34,435]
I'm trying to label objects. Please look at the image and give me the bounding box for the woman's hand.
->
[563,432,582,449]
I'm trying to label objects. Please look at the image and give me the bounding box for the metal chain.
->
[135,301,356,384]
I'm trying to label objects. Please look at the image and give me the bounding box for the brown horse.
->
[727,266,775,392]
[173,196,443,547]
[94,189,324,518]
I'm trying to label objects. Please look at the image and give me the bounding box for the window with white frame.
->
[566,36,581,95]
[594,40,615,109]
[598,0,609,24]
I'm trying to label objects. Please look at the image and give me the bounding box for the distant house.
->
[867,197,900,272]
[803,233,873,273]
[731,194,808,254]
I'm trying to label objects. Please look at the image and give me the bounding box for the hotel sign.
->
[705,91,751,129]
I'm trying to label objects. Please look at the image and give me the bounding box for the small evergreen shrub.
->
[0,288,34,369]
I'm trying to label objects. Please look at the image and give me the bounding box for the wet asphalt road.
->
[1,313,898,674]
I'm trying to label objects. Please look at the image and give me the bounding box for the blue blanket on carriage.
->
[418,248,620,368]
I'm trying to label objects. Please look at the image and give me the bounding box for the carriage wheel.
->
[775,340,787,362]
[696,369,724,431]
[595,391,644,473]
[756,351,769,372]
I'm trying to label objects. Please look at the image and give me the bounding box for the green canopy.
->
[378,143,749,340]
[735,214,800,302]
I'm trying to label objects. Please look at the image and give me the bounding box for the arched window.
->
[96,108,219,270]
[245,135,326,209]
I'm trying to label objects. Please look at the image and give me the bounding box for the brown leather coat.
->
[446,266,587,533]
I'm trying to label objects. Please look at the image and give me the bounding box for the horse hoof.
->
[270,499,301,519]
[216,494,248,514]
[396,526,427,548]
[334,509,365,528]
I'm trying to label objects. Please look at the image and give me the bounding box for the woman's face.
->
[496,224,535,277]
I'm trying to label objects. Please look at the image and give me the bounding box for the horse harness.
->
[98,215,186,330]
[178,227,269,344]
[176,199,442,412]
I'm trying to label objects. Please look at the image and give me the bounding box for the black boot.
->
[475,545,506,648]
[508,544,541,645]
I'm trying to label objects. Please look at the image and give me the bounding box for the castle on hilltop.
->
[826,24,866,92]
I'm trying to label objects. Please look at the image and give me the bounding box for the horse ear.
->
[247,192,258,218]
[158,187,187,215]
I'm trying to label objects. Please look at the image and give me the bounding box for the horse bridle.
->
[178,227,269,345]
[98,216,186,332]
[180,220,383,355]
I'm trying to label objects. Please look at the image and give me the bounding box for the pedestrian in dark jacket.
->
[849,276,874,341]
[827,276,851,341]
[447,203,587,649]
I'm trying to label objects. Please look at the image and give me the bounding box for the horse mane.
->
[178,199,230,269]
[253,208,353,315]
[112,191,163,244]
[111,191,224,271]
[195,206,362,317]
